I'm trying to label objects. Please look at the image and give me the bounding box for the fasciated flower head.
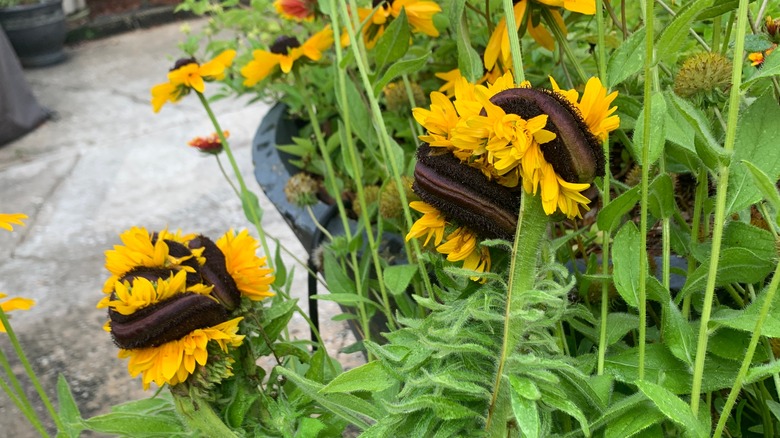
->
[151,49,236,113]
[484,0,595,71]
[241,26,334,87]
[100,227,274,390]
[0,292,35,333]
[0,213,27,231]
[118,317,244,390]
[274,0,318,21]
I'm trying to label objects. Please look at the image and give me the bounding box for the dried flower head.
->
[188,131,229,154]
[284,172,320,207]
[674,52,732,105]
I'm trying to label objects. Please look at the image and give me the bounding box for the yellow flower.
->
[216,229,275,301]
[435,68,463,97]
[412,91,460,149]
[0,213,27,231]
[436,227,478,262]
[118,317,244,390]
[549,76,619,141]
[537,161,592,218]
[241,27,334,87]
[0,293,35,333]
[355,0,441,49]
[749,51,766,67]
[103,270,213,315]
[150,49,236,113]
[462,246,491,282]
[405,201,447,246]
[484,0,594,71]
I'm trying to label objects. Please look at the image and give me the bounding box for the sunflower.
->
[484,0,595,71]
[354,0,441,49]
[436,226,491,281]
[241,26,334,87]
[118,317,244,390]
[103,270,213,316]
[405,201,447,246]
[151,49,236,113]
[0,293,35,333]
[215,229,275,301]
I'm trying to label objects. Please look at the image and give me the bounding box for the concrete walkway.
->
[0,20,360,436]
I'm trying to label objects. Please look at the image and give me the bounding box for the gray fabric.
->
[0,27,49,146]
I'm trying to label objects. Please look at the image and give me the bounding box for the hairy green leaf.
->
[655,0,714,65]
[374,8,410,69]
[636,380,708,437]
[320,361,394,394]
[606,28,646,88]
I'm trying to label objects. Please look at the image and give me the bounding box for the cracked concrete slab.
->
[0,19,362,436]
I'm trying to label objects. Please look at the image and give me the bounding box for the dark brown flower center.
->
[270,36,301,55]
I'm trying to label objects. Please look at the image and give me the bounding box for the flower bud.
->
[380,176,416,220]
[284,172,320,207]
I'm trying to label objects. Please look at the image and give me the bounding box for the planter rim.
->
[0,1,62,13]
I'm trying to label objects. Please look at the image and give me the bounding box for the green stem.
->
[502,0,525,82]
[0,352,49,437]
[0,308,60,435]
[713,259,780,437]
[337,0,434,298]
[595,0,612,376]
[215,154,240,198]
[325,6,397,330]
[172,387,237,436]
[195,92,275,274]
[292,68,374,351]
[542,9,588,84]
[485,193,549,432]
[691,0,749,416]
[637,0,656,382]
[683,167,708,319]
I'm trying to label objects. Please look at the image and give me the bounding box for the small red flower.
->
[274,0,317,22]
[188,131,229,154]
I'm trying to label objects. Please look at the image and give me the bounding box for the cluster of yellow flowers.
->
[0,214,34,333]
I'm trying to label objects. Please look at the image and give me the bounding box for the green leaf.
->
[510,379,540,438]
[767,400,780,423]
[742,48,780,89]
[648,174,676,219]
[374,8,410,69]
[667,93,727,169]
[596,185,640,232]
[372,53,429,97]
[449,0,482,82]
[603,313,640,346]
[276,366,380,429]
[727,92,780,214]
[384,264,417,296]
[272,244,287,288]
[323,249,356,296]
[612,222,645,308]
[509,375,541,401]
[744,34,776,53]
[83,396,185,438]
[240,188,263,224]
[630,91,666,166]
[662,300,696,366]
[336,74,372,145]
[743,160,780,219]
[698,0,751,19]
[320,362,394,394]
[56,375,84,438]
[712,284,780,338]
[540,389,590,436]
[607,28,646,88]
[604,404,664,438]
[636,380,708,438]
[679,247,774,303]
[387,395,480,420]
[655,0,714,65]
[746,360,780,384]
[297,417,327,438]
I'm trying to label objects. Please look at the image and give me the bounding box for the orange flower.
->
[274,0,318,21]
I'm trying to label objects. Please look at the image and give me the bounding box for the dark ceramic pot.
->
[0,1,66,68]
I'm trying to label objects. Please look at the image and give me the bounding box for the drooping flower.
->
[151,49,237,113]
[405,201,447,246]
[215,229,275,301]
[241,26,334,87]
[118,317,244,390]
[484,0,595,71]
[0,213,27,231]
[0,293,35,333]
[188,131,229,155]
[354,0,441,49]
[435,226,491,281]
[274,0,318,21]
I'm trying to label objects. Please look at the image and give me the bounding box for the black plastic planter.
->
[0,1,67,68]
